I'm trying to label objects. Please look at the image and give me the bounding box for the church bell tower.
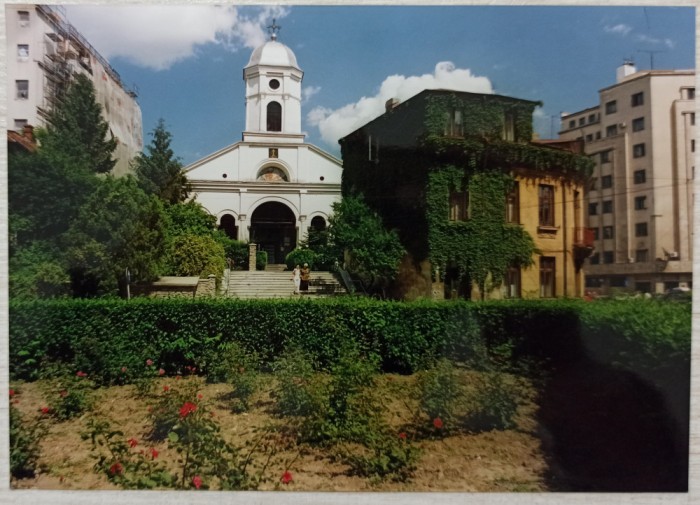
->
[242,20,304,143]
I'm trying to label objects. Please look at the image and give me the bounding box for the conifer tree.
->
[134,119,190,204]
[40,72,117,174]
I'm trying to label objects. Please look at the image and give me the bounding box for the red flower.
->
[163,386,170,392]
[76,371,87,377]
[40,406,50,415]
[433,417,444,429]
[176,375,182,380]
[128,438,138,448]
[146,359,154,367]
[197,393,203,400]
[398,432,407,440]
[109,462,123,476]
[121,367,127,373]
[59,390,68,398]
[192,475,203,489]
[158,368,165,376]
[281,470,293,484]
[179,401,197,418]
[150,448,159,459]
[9,389,15,398]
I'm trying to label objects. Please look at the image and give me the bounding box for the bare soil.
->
[10,372,548,492]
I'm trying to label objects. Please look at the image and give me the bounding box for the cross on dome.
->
[267,19,281,40]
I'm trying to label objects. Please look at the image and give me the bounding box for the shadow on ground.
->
[536,355,688,492]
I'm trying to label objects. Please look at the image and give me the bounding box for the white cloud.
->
[302,85,322,103]
[636,34,676,49]
[64,5,289,71]
[604,24,633,36]
[308,61,493,146]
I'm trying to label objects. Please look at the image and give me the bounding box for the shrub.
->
[463,372,519,432]
[255,251,267,271]
[285,248,316,271]
[169,234,226,281]
[341,433,420,482]
[44,373,95,421]
[272,347,323,418]
[417,358,460,434]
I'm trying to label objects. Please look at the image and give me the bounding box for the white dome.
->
[246,40,300,70]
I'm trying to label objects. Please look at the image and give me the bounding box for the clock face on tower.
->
[269,79,280,90]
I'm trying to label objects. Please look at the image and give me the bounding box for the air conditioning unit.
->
[668,251,680,260]
[618,122,627,129]
[628,257,635,263]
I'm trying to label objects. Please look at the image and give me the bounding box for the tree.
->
[64,176,166,297]
[39,73,117,174]
[134,119,189,204]
[326,196,406,297]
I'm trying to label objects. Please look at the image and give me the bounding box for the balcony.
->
[573,227,595,271]
[573,227,595,249]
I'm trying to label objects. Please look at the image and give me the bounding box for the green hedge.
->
[9,298,690,387]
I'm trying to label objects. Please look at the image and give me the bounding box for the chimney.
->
[23,124,35,144]
[616,60,637,83]
[385,98,400,113]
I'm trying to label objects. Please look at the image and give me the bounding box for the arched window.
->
[267,101,282,132]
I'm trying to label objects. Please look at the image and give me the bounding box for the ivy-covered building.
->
[339,89,594,300]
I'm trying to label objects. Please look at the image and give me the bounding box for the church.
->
[184,22,342,265]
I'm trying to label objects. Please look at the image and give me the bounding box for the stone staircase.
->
[224,269,346,299]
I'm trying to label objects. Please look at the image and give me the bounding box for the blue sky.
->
[63,4,695,166]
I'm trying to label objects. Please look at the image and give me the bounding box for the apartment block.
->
[6,4,143,175]
[560,62,695,294]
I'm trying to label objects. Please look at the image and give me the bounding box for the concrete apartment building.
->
[6,4,143,175]
[559,63,695,295]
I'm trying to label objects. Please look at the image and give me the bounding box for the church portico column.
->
[298,214,307,244]
[238,214,249,242]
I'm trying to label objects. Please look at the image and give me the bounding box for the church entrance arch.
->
[250,202,297,264]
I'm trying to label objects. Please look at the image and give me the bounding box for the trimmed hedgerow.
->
[9,298,690,388]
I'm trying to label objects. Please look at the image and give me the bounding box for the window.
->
[601,175,613,189]
[588,177,598,191]
[449,190,469,221]
[600,150,611,163]
[588,113,597,123]
[634,196,647,210]
[505,182,519,224]
[596,131,602,140]
[538,185,555,227]
[592,227,600,240]
[588,202,598,216]
[635,249,649,263]
[692,140,695,153]
[589,253,600,265]
[502,113,515,141]
[505,266,521,298]
[16,80,28,99]
[539,257,555,298]
[631,92,644,107]
[568,120,575,129]
[634,169,646,184]
[18,10,29,26]
[579,117,585,127]
[691,113,696,126]
[606,125,618,137]
[603,251,614,264]
[266,101,282,131]
[636,281,651,292]
[632,117,645,132]
[684,87,695,100]
[14,119,27,131]
[603,226,614,239]
[268,148,278,158]
[633,143,646,158]
[602,200,613,213]
[268,79,280,90]
[635,222,648,237]
[605,100,617,114]
[17,44,29,60]
[444,109,463,137]
[585,134,593,142]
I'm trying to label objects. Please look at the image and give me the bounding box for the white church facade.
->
[185,23,342,264]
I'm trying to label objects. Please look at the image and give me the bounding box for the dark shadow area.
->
[536,354,688,492]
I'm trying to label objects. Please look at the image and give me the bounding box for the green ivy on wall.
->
[426,166,537,299]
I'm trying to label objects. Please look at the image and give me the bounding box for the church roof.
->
[246,40,300,70]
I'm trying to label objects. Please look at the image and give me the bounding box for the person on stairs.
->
[300,263,311,292]
[291,264,301,295]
